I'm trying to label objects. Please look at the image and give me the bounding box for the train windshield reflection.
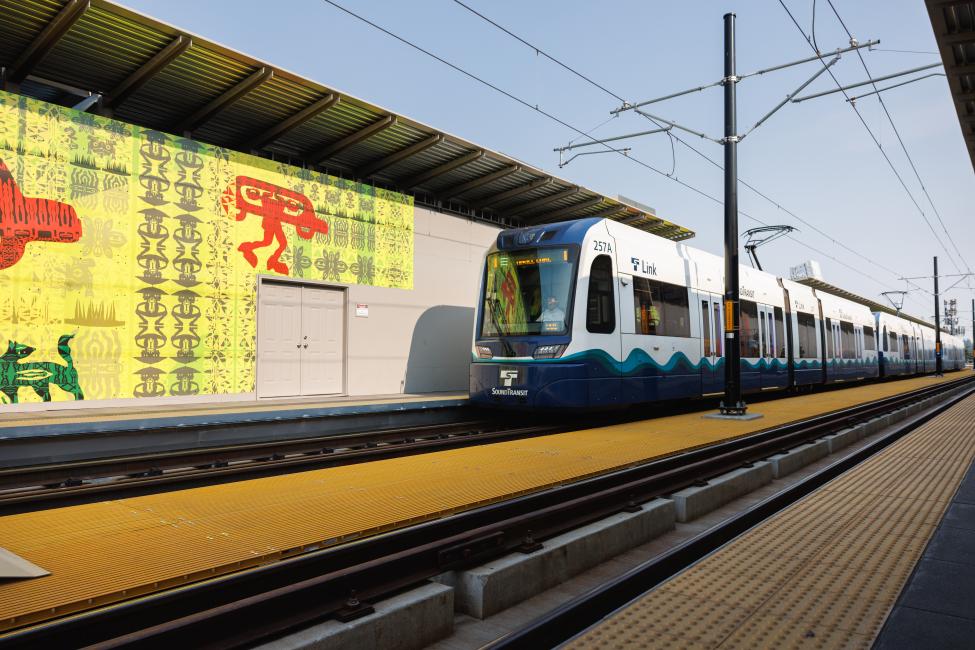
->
[480,247,577,337]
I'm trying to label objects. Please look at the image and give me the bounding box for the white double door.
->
[257,282,344,398]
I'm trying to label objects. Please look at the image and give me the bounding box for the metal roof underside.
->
[0,0,695,241]
[796,278,943,331]
[927,0,975,174]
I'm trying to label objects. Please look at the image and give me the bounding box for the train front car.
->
[470,218,622,409]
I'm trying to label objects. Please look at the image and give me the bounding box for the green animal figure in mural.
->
[0,334,84,403]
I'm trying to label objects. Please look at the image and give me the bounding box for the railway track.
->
[5,374,972,649]
[0,373,936,512]
[0,420,565,511]
[490,379,975,649]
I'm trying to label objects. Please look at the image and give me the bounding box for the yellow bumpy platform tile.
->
[0,372,969,633]
[568,390,975,650]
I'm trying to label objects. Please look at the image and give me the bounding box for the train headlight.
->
[476,345,493,359]
[533,344,566,359]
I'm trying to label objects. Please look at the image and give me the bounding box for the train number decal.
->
[593,240,612,253]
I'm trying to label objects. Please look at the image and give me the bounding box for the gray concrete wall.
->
[343,207,498,396]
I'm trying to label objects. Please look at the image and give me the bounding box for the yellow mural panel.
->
[0,90,414,404]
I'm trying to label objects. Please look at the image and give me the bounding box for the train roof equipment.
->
[796,277,947,333]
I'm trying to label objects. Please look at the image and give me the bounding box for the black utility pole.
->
[721,12,746,415]
[934,256,942,375]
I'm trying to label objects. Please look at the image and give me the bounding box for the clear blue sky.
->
[119,0,974,332]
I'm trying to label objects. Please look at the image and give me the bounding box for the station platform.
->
[566,390,975,648]
[0,391,471,469]
[0,392,469,440]
[0,372,970,635]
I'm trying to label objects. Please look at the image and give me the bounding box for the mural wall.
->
[0,90,414,404]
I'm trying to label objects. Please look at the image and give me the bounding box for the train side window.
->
[713,302,723,356]
[633,277,690,337]
[825,318,833,358]
[586,255,615,334]
[840,321,855,359]
[882,326,888,351]
[739,300,760,357]
[864,325,876,351]
[902,334,911,359]
[774,307,786,357]
[796,312,817,358]
[661,283,690,336]
[633,278,661,335]
[702,300,711,357]
[890,331,898,353]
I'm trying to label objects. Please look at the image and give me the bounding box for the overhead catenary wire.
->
[319,1,738,215]
[790,3,970,304]
[321,0,933,312]
[778,0,963,281]
[846,73,946,103]
[453,0,936,312]
[869,48,939,55]
[824,0,973,285]
[790,62,944,102]
[461,1,943,311]
[445,1,933,301]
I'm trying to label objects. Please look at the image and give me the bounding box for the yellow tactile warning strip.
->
[0,392,467,429]
[0,372,969,633]
[568,391,975,650]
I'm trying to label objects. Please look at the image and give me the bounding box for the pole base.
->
[720,400,748,415]
[703,401,764,421]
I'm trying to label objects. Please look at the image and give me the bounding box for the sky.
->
[118,0,975,333]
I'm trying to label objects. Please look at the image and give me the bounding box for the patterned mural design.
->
[0,334,83,403]
[0,158,83,269]
[0,90,414,404]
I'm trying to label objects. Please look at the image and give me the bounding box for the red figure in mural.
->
[221,176,327,275]
[0,158,83,270]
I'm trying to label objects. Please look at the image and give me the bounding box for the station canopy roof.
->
[927,0,975,174]
[796,278,944,332]
[0,0,695,241]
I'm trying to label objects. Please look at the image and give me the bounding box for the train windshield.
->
[480,247,577,337]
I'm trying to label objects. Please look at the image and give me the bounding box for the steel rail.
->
[0,420,565,512]
[0,374,935,508]
[3,374,971,649]
[491,382,975,649]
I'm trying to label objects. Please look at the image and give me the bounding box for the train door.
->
[879,323,888,376]
[700,294,723,395]
[828,319,842,381]
[817,301,828,384]
[780,287,796,389]
[905,333,912,373]
[740,300,761,391]
[853,324,863,379]
[757,304,775,389]
[586,252,622,405]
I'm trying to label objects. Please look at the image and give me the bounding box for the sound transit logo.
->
[499,369,519,386]
[492,368,527,397]
[630,257,657,275]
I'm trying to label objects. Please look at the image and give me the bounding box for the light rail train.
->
[470,217,966,408]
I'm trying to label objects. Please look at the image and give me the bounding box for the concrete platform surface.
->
[874,453,975,649]
[0,372,968,634]
[0,391,468,439]
[566,391,975,649]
